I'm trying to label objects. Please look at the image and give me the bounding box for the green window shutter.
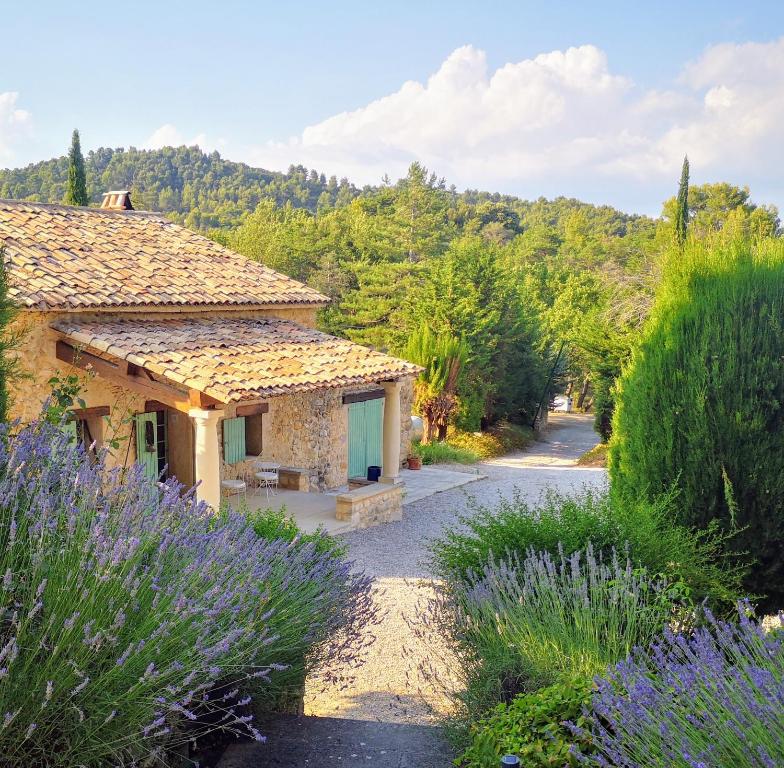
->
[135,413,159,480]
[223,417,246,464]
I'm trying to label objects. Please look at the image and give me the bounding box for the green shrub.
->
[245,506,346,558]
[592,372,615,442]
[458,676,594,768]
[431,488,746,612]
[413,440,479,465]
[609,238,784,609]
[447,422,534,459]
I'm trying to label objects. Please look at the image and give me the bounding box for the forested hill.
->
[0,145,652,235]
[0,146,364,229]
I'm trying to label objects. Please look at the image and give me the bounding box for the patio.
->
[233,464,487,535]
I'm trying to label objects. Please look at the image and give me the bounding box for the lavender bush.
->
[414,545,683,749]
[0,419,375,766]
[579,604,784,767]
[461,545,683,689]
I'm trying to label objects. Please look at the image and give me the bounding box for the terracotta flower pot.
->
[407,455,422,470]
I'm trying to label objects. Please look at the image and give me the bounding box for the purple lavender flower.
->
[0,417,377,765]
[582,605,784,766]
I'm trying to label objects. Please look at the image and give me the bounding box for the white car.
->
[551,395,573,412]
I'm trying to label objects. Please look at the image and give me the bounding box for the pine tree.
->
[674,155,689,246]
[64,129,88,206]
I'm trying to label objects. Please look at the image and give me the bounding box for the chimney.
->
[100,190,134,211]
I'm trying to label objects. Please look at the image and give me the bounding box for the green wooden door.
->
[348,398,384,478]
[135,412,160,480]
[365,398,383,469]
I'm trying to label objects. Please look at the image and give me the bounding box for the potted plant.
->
[407,453,422,470]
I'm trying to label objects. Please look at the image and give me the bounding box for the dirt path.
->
[221,414,604,767]
[305,413,605,722]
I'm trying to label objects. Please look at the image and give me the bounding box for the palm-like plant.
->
[405,325,468,442]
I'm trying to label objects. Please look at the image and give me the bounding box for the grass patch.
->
[448,422,534,460]
[577,442,609,467]
[412,422,534,465]
[413,440,479,465]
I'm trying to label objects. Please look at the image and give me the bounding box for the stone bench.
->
[277,466,311,492]
[335,483,403,529]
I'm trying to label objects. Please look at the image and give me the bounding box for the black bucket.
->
[367,465,382,482]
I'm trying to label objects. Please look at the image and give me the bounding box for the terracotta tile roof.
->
[0,199,328,310]
[51,316,420,402]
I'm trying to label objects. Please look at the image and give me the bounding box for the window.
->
[64,408,107,461]
[223,413,264,463]
[245,413,263,456]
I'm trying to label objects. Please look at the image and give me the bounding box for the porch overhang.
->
[50,316,420,413]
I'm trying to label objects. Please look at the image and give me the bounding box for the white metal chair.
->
[221,478,247,505]
[253,461,280,500]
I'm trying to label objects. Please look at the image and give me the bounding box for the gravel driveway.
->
[304,413,606,723]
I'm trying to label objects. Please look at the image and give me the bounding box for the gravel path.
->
[304,413,606,724]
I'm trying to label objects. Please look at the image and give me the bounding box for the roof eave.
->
[21,300,330,313]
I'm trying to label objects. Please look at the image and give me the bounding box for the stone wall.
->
[335,484,403,528]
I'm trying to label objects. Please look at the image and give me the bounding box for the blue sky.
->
[3,1,784,215]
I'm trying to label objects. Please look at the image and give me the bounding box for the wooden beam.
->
[55,341,205,414]
[188,389,221,409]
[342,388,385,405]
[235,402,269,417]
[71,406,110,419]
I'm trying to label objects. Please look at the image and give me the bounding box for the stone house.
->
[0,194,419,521]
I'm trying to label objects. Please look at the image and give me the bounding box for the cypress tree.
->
[674,155,689,246]
[64,129,88,206]
[609,238,784,609]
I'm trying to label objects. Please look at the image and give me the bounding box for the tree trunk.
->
[423,416,437,444]
[576,377,590,410]
[437,422,448,441]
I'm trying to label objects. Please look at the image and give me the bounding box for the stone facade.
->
[335,483,403,528]
[221,379,415,492]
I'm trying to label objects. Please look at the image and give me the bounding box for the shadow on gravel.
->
[215,714,453,768]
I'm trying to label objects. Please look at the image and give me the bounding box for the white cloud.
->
[0,92,32,162]
[143,123,223,153]
[244,39,784,211]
